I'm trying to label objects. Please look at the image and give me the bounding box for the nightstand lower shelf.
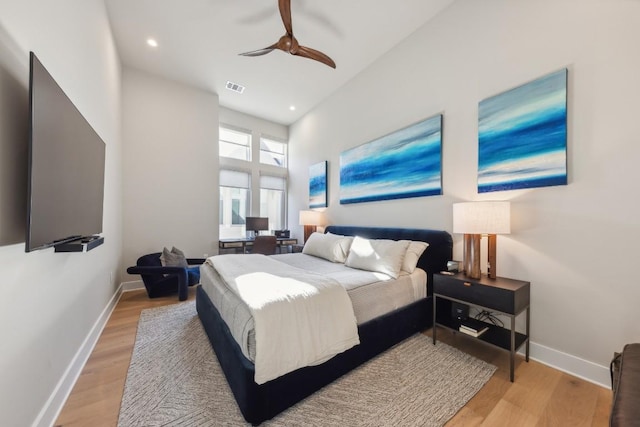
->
[435,315,528,353]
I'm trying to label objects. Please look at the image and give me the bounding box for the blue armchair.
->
[127,252,206,301]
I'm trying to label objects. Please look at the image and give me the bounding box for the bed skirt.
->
[196,284,432,425]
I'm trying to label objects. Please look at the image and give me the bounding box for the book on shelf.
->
[458,318,489,337]
[459,325,488,337]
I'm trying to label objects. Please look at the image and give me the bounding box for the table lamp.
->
[299,210,325,243]
[452,201,510,279]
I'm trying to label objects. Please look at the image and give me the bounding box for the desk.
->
[219,237,298,254]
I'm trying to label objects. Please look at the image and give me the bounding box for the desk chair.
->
[249,235,277,255]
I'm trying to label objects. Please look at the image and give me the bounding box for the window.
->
[260,175,286,231]
[219,169,250,239]
[231,198,244,225]
[218,126,288,239]
[219,127,251,161]
[260,137,287,167]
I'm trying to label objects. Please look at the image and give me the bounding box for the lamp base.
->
[463,234,481,279]
[488,233,497,279]
[303,225,316,243]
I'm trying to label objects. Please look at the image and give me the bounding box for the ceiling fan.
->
[239,0,336,69]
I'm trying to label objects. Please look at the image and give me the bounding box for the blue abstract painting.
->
[340,115,442,204]
[309,161,327,208]
[478,69,568,193]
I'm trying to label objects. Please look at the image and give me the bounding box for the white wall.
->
[122,67,219,283]
[0,1,122,426]
[289,0,640,385]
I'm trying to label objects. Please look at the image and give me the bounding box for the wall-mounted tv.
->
[26,52,106,252]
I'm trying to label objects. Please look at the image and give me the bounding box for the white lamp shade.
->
[299,210,326,226]
[453,201,511,234]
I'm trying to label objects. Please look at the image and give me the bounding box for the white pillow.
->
[326,232,355,253]
[302,232,353,263]
[401,241,429,273]
[345,236,409,279]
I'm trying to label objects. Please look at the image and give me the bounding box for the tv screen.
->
[246,217,269,232]
[26,52,106,252]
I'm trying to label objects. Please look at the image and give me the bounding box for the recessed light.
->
[147,38,158,48]
[289,106,296,111]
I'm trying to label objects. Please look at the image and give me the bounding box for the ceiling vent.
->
[225,81,245,94]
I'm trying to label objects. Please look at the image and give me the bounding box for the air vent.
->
[225,81,245,94]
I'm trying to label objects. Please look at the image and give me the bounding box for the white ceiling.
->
[105,0,455,125]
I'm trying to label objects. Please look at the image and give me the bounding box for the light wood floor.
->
[55,288,612,426]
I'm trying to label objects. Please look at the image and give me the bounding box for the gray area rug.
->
[118,301,496,426]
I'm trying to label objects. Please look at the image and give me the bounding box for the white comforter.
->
[207,254,360,384]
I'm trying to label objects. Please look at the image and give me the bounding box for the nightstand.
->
[291,244,304,253]
[432,272,530,381]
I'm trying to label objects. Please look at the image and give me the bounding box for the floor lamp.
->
[299,210,325,243]
[452,201,511,279]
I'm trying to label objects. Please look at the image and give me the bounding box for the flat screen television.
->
[246,217,269,235]
[25,52,106,252]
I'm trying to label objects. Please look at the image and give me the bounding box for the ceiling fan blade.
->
[279,0,293,35]
[295,45,336,69]
[239,44,277,57]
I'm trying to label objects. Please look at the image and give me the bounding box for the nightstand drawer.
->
[434,273,530,314]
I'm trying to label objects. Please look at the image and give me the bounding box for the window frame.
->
[259,174,287,232]
[218,126,289,237]
[259,136,288,168]
[219,126,252,162]
[219,168,251,238]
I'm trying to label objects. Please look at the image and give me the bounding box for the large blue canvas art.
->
[478,69,568,193]
[340,115,442,204]
[309,161,327,208]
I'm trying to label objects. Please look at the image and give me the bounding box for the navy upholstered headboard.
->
[324,226,453,293]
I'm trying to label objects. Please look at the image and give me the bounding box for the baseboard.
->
[33,283,124,427]
[522,341,611,388]
[122,279,144,292]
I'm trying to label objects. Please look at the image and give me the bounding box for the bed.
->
[196,225,452,425]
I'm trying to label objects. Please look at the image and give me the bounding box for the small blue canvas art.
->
[478,69,568,193]
[309,161,327,208]
[340,115,442,204]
